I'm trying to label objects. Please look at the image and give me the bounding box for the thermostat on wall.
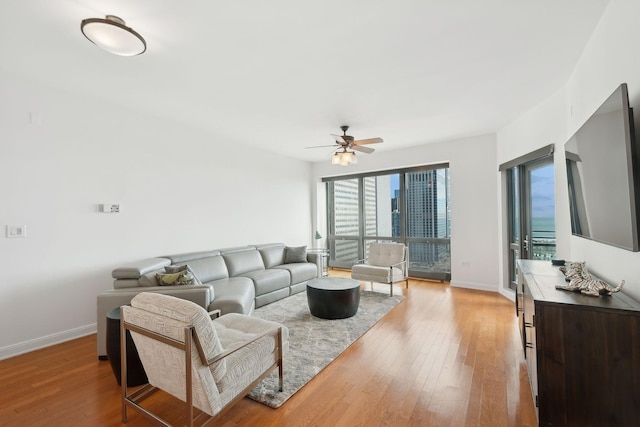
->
[102,204,120,213]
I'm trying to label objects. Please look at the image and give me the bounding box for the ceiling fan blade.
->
[353,137,383,145]
[306,144,339,149]
[330,134,346,144]
[352,145,375,154]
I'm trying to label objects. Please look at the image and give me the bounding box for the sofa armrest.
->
[96,285,214,358]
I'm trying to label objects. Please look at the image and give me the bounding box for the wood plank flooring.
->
[0,272,537,426]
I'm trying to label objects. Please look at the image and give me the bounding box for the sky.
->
[530,164,555,219]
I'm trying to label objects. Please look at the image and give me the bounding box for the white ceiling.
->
[1,0,610,162]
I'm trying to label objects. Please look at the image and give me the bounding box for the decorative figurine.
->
[556,261,624,297]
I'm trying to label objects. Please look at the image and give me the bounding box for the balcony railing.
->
[531,235,556,261]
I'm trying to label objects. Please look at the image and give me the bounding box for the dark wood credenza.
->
[516,260,640,426]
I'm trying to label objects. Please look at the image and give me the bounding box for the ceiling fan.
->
[307,125,384,165]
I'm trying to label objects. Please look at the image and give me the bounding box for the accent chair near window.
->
[351,243,408,296]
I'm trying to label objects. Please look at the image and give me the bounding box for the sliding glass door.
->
[506,156,556,290]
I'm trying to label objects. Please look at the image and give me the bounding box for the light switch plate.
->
[6,225,26,238]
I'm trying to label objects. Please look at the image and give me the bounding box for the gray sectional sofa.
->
[96,243,321,358]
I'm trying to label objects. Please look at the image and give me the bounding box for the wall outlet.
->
[6,225,26,238]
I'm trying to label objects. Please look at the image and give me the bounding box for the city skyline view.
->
[330,168,451,279]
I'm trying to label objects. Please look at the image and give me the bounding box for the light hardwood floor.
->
[0,271,537,426]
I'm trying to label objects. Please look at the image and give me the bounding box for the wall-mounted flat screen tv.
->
[565,83,640,251]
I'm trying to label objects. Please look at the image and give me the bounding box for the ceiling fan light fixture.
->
[81,15,146,56]
[314,126,382,165]
[339,150,353,166]
[331,148,358,166]
[332,152,341,165]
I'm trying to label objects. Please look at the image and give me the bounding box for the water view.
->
[531,217,555,260]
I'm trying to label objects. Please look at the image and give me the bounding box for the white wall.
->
[0,72,313,359]
[311,134,500,292]
[496,0,640,302]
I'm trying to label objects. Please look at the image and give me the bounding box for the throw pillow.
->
[164,264,203,285]
[156,270,195,286]
[284,245,307,264]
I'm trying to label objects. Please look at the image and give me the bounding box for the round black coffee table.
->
[307,278,361,319]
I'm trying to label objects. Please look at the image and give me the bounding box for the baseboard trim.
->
[499,287,516,302]
[0,323,96,361]
[450,280,498,292]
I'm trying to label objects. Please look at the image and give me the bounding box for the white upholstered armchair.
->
[351,243,408,296]
[121,292,287,426]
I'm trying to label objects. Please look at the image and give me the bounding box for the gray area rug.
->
[247,289,404,408]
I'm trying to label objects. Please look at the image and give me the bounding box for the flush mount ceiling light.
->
[81,15,146,56]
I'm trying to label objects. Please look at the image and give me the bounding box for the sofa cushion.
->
[284,246,307,264]
[185,256,230,283]
[289,281,307,295]
[351,264,405,282]
[213,313,288,398]
[257,244,286,268]
[274,262,317,284]
[207,278,255,315]
[368,243,405,267]
[223,250,265,277]
[255,288,290,308]
[241,269,290,296]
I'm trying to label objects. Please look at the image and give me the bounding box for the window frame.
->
[324,163,451,280]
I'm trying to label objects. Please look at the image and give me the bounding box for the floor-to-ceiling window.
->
[325,164,451,281]
[329,178,360,266]
[405,169,451,280]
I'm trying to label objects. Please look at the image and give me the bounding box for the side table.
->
[309,248,329,277]
[106,307,148,387]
